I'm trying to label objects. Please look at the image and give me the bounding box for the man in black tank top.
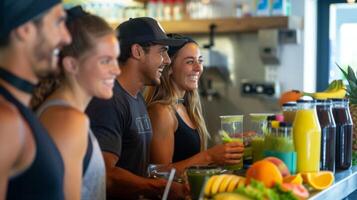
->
[0,1,71,199]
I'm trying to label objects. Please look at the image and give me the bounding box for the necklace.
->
[176,98,185,104]
[0,67,36,94]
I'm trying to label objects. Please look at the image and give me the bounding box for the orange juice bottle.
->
[293,100,321,172]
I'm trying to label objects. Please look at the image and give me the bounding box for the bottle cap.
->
[275,114,284,122]
[296,99,316,103]
[282,102,297,107]
[271,120,280,128]
[279,122,292,128]
[267,115,276,121]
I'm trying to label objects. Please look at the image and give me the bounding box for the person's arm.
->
[86,98,167,199]
[148,104,244,174]
[39,107,88,200]
[148,104,177,164]
[103,152,168,199]
[0,101,25,200]
[171,142,244,173]
[87,99,188,199]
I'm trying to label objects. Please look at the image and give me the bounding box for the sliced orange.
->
[301,171,334,190]
[283,173,303,185]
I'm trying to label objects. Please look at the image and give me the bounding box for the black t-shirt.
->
[86,81,152,176]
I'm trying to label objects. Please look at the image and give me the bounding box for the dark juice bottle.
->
[316,100,336,172]
[332,99,353,170]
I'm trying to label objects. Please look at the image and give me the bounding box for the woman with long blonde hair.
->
[144,34,244,173]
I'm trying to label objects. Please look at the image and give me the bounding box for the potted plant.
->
[339,65,357,166]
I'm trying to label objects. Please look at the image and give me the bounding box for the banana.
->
[325,80,338,92]
[324,79,344,92]
[204,175,218,196]
[311,88,346,99]
[204,175,247,197]
[211,175,227,195]
[218,175,234,193]
[226,176,242,192]
[306,79,346,100]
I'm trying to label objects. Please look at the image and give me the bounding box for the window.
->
[317,0,357,90]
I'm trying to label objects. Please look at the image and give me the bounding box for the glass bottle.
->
[282,102,297,124]
[173,0,184,20]
[163,0,172,20]
[293,100,321,172]
[316,100,336,172]
[156,0,164,20]
[147,0,158,18]
[332,99,353,170]
[277,122,296,174]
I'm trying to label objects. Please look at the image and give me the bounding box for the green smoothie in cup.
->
[222,138,243,170]
[220,115,244,171]
[251,136,265,162]
[221,130,243,170]
[186,166,222,200]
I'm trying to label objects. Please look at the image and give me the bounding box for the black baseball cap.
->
[117,17,186,47]
[0,0,61,38]
[166,34,196,57]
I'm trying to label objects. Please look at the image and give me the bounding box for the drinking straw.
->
[198,176,209,200]
[162,168,176,200]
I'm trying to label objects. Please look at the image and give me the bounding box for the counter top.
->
[309,166,357,200]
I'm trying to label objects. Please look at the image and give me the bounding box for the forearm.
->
[167,151,213,174]
[106,167,166,199]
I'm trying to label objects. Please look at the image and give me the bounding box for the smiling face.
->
[76,34,120,99]
[170,42,203,92]
[30,4,71,78]
[141,44,171,86]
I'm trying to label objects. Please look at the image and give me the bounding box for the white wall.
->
[275,0,317,93]
[193,0,318,138]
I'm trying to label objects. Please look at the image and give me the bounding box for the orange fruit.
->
[279,90,303,106]
[246,160,283,188]
[283,173,303,185]
[301,171,334,190]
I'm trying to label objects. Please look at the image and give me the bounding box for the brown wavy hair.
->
[144,35,209,150]
[31,7,114,110]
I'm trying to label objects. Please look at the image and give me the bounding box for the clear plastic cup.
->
[186,166,222,200]
[248,113,270,163]
[147,164,183,183]
[220,115,244,170]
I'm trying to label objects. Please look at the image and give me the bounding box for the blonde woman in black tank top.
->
[144,35,244,174]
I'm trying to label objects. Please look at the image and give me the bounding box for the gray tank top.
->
[36,99,106,200]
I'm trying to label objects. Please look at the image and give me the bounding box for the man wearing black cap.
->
[0,0,71,199]
[86,17,187,199]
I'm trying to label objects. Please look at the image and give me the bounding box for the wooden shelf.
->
[158,16,289,34]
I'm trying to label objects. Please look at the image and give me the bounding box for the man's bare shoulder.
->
[0,95,27,181]
[0,95,24,133]
[0,96,22,128]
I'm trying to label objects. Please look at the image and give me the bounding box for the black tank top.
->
[0,86,65,200]
[172,112,201,162]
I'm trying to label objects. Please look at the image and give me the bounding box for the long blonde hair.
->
[144,37,209,150]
